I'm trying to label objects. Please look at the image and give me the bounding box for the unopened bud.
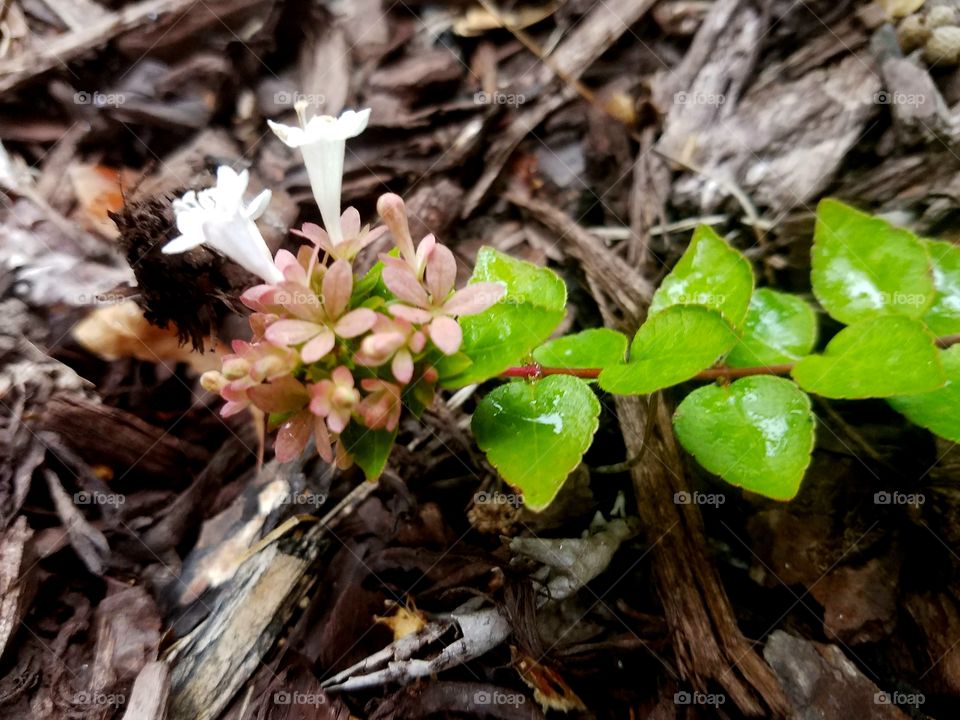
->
[200,371,228,393]
[222,357,250,379]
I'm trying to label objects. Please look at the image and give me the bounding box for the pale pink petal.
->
[425,242,456,300]
[410,330,426,353]
[429,316,462,355]
[356,225,388,252]
[322,259,353,319]
[313,415,334,463]
[301,328,336,363]
[275,249,308,286]
[292,222,333,253]
[383,266,429,306]
[443,282,505,316]
[379,254,409,271]
[221,401,248,417]
[331,366,354,387]
[326,408,349,434]
[265,319,321,345]
[335,308,376,338]
[388,304,433,324]
[240,285,276,312]
[248,376,308,413]
[361,331,406,359]
[276,281,322,321]
[377,193,416,267]
[392,349,413,384]
[340,207,361,240]
[414,234,436,276]
[275,411,311,462]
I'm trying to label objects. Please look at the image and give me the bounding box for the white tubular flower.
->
[163,166,282,284]
[267,102,370,246]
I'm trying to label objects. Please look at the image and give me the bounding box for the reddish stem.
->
[500,333,960,383]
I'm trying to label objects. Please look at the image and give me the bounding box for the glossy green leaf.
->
[598,306,737,395]
[791,316,945,398]
[340,423,397,480]
[649,225,754,328]
[811,199,934,324]
[445,248,566,388]
[673,376,815,501]
[472,375,600,511]
[533,328,628,369]
[726,289,818,368]
[923,239,960,335]
[888,345,960,442]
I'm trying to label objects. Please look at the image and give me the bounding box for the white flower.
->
[163,166,282,284]
[268,103,370,247]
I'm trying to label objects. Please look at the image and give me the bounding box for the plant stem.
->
[500,333,960,383]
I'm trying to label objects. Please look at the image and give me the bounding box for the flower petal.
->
[244,188,271,220]
[301,327,336,363]
[383,266,429,307]
[162,233,205,254]
[443,282,505,316]
[392,349,414,384]
[248,376,308,413]
[267,119,309,148]
[275,411,311,462]
[429,316,462,355]
[335,307,376,338]
[340,207,361,239]
[322,259,353,318]
[425,242,456,300]
[265,319,322,345]
[388,304,432,324]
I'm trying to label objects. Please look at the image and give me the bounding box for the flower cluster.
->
[166,103,504,467]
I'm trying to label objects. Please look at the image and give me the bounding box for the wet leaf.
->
[811,199,934,324]
[674,376,815,500]
[792,316,945,398]
[648,225,754,328]
[726,289,818,367]
[446,248,566,387]
[473,375,599,511]
[923,239,960,335]
[533,328,628,369]
[889,345,960,442]
[598,306,737,395]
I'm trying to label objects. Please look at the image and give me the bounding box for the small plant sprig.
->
[165,102,960,509]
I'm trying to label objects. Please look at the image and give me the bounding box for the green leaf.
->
[889,345,960,442]
[340,423,397,480]
[673,376,815,501]
[472,375,600,511]
[598,306,737,395]
[726,289,818,368]
[811,199,934,324]
[649,225,754,328]
[791,316,945,398]
[444,248,566,388]
[532,328,628,369]
[923,239,960,335]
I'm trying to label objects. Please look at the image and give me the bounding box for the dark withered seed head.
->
[110,192,256,351]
